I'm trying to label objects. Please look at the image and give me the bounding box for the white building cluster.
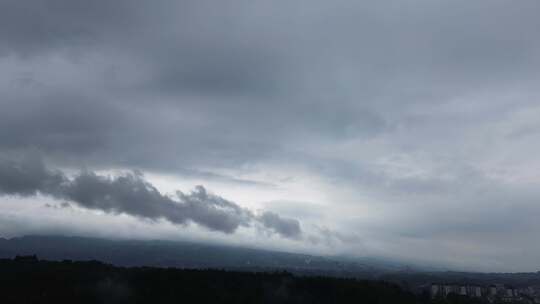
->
[430,284,482,298]
[430,283,540,303]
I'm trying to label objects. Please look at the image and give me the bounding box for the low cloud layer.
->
[0,157,301,239]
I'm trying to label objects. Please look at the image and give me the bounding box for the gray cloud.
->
[0,0,145,56]
[1,0,540,270]
[257,211,302,240]
[0,0,537,174]
[0,157,301,238]
[0,156,65,196]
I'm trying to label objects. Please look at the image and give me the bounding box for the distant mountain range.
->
[0,235,398,278]
[2,235,539,290]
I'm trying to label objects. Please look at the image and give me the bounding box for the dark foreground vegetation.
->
[0,256,423,304]
[1,256,519,304]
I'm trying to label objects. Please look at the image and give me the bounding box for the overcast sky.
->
[1,0,540,272]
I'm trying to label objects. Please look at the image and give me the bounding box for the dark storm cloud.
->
[0,156,65,196]
[0,157,301,238]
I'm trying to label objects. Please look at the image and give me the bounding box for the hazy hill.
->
[0,235,385,277]
[3,235,539,289]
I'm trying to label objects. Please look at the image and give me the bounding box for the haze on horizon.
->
[1,0,540,272]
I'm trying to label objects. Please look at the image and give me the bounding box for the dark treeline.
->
[0,256,489,304]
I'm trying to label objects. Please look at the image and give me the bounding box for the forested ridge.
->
[0,256,421,304]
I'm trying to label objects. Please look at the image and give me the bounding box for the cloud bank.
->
[0,157,301,239]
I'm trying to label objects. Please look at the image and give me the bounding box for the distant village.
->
[430,283,540,303]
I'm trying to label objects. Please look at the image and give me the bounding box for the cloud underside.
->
[0,157,301,239]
